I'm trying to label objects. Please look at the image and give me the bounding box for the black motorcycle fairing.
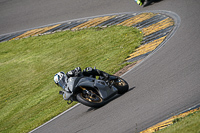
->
[72,77,96,95]
[70,76,118,100]
[94,79,118,99]
[74,77,118,100]
[75,77,95,88]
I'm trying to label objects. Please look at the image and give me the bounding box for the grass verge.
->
[157,110,200,133]
[0,25,142,133]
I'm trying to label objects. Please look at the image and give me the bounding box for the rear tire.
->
[113,77,129,94]
[76,92,105,108]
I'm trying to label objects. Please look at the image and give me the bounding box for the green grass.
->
[157,110,200,133]
[0,25,142,133]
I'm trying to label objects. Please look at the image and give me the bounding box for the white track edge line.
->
[29,103,80,133]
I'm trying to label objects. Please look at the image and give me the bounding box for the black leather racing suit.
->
[66,67,109,80]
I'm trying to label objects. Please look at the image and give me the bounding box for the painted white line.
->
[29,103,80,133]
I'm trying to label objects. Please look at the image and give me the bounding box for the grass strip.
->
[0,25,142,133]
[157,110,200,133]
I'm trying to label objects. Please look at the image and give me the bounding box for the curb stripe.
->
[140,106,200,133]
[0,31,26,42]
[117,13,156,26]
[62,21,87,31]
[126,36,167,60]
[134,14,167,28]
[142,17,174,36]
[97,14,133,27]
[71,15,116,30]
[98,14,132,26]
[126,51,151,62]
[12,24,61,40]
[142,25,173,43]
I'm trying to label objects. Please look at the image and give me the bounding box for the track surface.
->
[1,0,200,133]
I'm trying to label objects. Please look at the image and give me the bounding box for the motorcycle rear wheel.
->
[113,77,129,94]
[76,92,105,108]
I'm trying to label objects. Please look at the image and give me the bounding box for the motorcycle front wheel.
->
[76,91,105,108]
[113,77,129,94]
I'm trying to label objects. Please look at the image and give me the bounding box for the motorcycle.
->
[58,68,129,108]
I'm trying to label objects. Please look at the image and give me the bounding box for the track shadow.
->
[143,0,163,7]
[86,87,136,111]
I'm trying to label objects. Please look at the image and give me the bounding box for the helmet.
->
[54,72,63,83]
[54,72,67,89]
[54,72,72,100]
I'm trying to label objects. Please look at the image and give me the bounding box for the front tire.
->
[76,92,105,108]
[113,77,129,94]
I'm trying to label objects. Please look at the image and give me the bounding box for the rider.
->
[135,0,144,6]
[54,67,118,101]
[135,0,152,6]
[54,67,110,89]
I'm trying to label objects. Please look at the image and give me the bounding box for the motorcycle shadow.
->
[86,87,135,112]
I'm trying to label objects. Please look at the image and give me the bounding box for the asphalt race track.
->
[1,0,200,133]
